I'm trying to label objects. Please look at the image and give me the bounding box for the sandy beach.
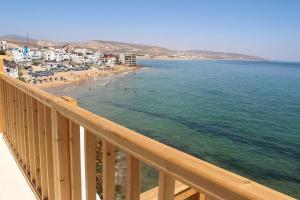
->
[29,65,141,89]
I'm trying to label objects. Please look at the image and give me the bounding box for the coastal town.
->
[0,40,139,87]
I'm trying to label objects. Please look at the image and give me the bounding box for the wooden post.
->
[102,140,116,200]
[126,155,140,200]
[3,81,11,143]
[12,85,17,154]
[38,101,48,199]
[32,98,41,192]
[69,120,81,200]
[23,92,30,174]
[52,96,78,200]
[27,95,36,183]
[158,171,175,200]
[52,109,71,200]
[0,78,7,135]
[85,129,96,200]
[45,105,55,200]
[0,57,4,132]
[66,97,82,200]
[0,78,3,133]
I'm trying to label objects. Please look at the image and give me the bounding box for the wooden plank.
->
[14,87,21,159]
[45,105,55,200]
[126,155,140,200]
[11,85,17,153]
[17,89,25,166]
[102,140,116,200]
[23,92,30,174]
[3,81,11,142]
[158,171,175,200]
[140,181,192,200]
[27,95,36,183]
[32,98,41,192]
[52,109,71,200]
[15,87,20,160]
[18,89,24,167]
[85,129,97,200]
[4,81,11,143]
[38,101,48,199]
[0,78,4,133]
[174,188,198,200]
[69,120,82,200]
[0,79,7,137]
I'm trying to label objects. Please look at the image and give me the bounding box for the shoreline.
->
[33,65,142,89]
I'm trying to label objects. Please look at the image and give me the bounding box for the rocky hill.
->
[0,34,264,60]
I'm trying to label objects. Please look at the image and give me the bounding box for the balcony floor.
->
[0,134,37,200]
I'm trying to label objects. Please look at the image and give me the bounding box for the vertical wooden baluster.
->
[69,120,82,200]
[38,101,48,199]
[10,85,18,152]
[9,84,14,148]
[102,140,116,200]
[85,129,96,200]
[23,92,30,175]
[62,95,82,200]
[27,95,36,183]
[6,83,10,144]
[4,82,11,143]
[158,171,175,200]
[189,192,206,200]
[200,193,207,200]
[0,73,3,134]
[19,90,27,167]
[14,87,20,158]
[3,82,11,143]
[0,77,4,134]
[12,85,17,153]
[1,81,6,136]
[45,106,55,200]
[16,88,23,164]
[32,98,41,192]
[126,155,140,200]
[52,109,71,200]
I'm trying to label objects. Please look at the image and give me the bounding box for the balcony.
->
[0,57,295,200]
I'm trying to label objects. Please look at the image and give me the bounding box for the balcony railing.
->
[0,58,295,200]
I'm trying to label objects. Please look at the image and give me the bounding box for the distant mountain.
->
[0,34,58,47]
[184,50,264,60]
[0,34,264,60]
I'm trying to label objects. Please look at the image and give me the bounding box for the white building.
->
[70,53,85,64]
[43,49,64,62]
[119,53,137,66]
[0,41,7,51]
[106,56,116,67]
[12,48,26,63]
[54,49,64,62]
[31,50,43,60]
[73,48,87,55]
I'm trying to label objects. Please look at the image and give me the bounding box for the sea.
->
[46,60,300,198]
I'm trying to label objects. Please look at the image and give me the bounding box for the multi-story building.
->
[106,56,116,67]
[43,49,56,61]
[70,53,85,64]
[31,50,43,60]
[119,53,137,66]
[73,48,87,55]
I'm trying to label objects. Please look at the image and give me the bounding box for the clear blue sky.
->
[2,0,300,61]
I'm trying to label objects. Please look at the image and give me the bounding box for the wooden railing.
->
[0,64,296,200]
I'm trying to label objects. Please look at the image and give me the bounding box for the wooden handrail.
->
[0,72,295,200]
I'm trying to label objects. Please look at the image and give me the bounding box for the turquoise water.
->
[47,60,300,198]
